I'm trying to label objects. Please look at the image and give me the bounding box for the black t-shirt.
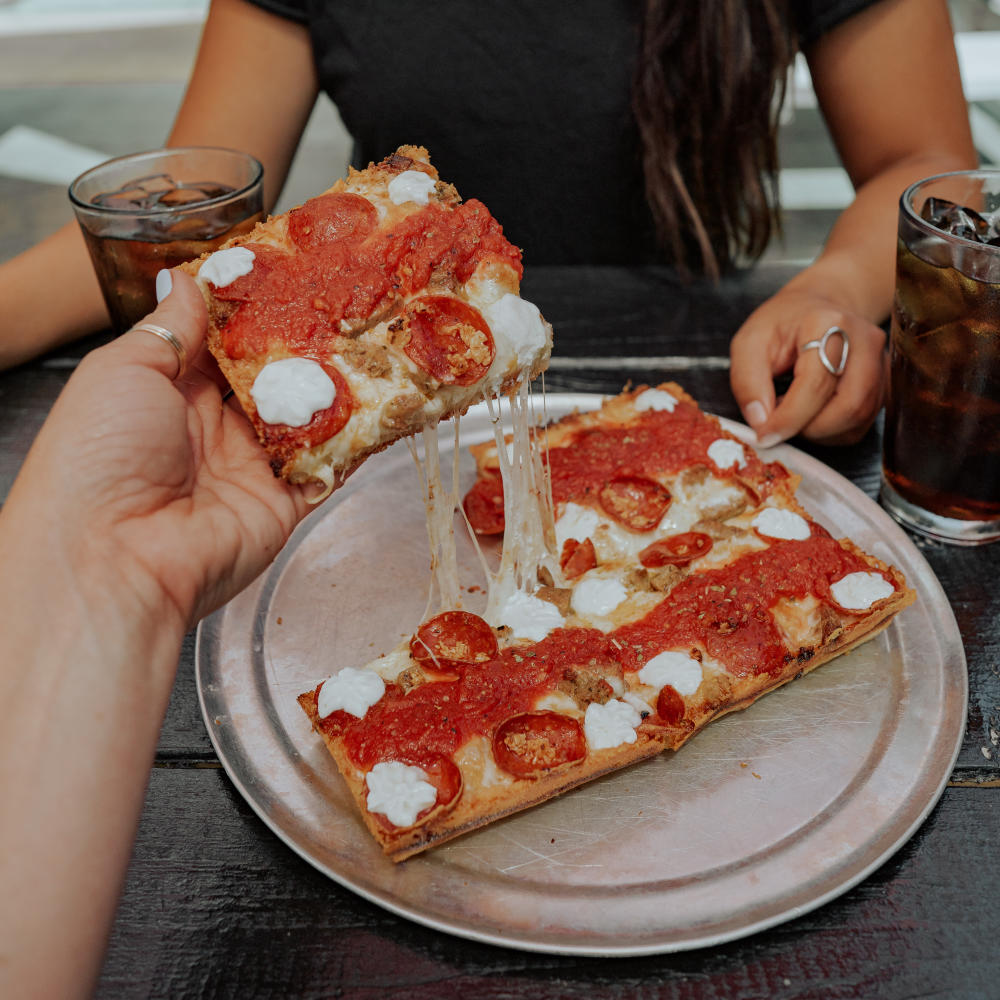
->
[245,0,883,265]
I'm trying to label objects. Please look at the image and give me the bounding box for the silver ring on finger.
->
[133,322,186,380]
[800,325,848,377]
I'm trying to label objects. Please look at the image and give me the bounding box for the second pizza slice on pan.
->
[298,383,915,860]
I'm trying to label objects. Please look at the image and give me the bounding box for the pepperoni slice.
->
[639,531,713,568]
[560,537,597,580]
[492,712,586,778]
[287,192,378,251]
[463,476,505,534]
[257,360,355,460]
[211,243,293,304]
[409,611,499,676]
[656,685,686,725]
[598,475,671,532]
[401,295,495,386]
[369,752,463,832]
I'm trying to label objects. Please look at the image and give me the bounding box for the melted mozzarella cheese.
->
[752,506,811,541]
[250,358,336,427]
[495,589,564,641]
[707,438,747,470]
[365,761,437,827]
[198,246,255,287]
[317,667,385,719]
[407,422,463,615]
[482,381,559,624]
[584,699,642,750]
[453,736,514,789]
[633,387,678,412]
[637,650,703,695]
[831,571,893,610]
[387,170,437,205]
[570,575,628,618]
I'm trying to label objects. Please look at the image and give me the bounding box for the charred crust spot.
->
[386,152,415,172]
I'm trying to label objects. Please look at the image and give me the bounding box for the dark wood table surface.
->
[2,263,998,999]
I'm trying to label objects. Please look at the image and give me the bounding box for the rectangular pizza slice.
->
[181,145,551,494]
[298,383,916,861]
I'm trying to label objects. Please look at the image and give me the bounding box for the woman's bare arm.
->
[0,0,319,371]
[729,0,977,445]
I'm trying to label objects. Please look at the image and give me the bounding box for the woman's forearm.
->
[786,150,977,324]
[0,497,185,998]
[0,223,111,371]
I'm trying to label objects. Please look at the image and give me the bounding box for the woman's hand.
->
[729,283,888,447]
[4,268,312,631]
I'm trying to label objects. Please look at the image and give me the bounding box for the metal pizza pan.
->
[196,393,966,955]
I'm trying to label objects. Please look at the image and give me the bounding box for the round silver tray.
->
[196,393,967,955]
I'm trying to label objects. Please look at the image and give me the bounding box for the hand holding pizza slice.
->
[181,145,552,494]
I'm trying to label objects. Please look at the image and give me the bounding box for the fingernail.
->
[754,432,784,449]
[744,400,768,429]
[155,269,173,303]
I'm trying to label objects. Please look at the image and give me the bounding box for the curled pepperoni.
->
[492,712,586,778]
[369,752,463,832]
[639,531,713,568]
[598,475,671,532]
[257,360,355,458]
[463,476,505,534]
[401,295,495,386]
[656,685,686,725]
[410,611,499,676]
[287,192,378,251]
[560,537,597,580]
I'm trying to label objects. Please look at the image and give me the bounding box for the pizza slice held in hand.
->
[182,145,551,494]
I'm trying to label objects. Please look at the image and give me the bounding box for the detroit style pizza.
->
[181,146,551,493]
[298,383,915,861]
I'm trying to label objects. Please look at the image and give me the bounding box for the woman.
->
[0,0,976,444]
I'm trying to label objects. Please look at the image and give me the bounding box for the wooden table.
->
[2,264,998,998]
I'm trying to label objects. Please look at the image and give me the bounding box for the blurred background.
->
[1,0,999,267]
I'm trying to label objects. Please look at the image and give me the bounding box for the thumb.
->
[111,268,208,380]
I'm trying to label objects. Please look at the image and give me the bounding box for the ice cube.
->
[920,196,990,242]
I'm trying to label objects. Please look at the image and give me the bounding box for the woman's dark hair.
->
[632,0,795,278]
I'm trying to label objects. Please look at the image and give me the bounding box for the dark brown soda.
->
[883,239,1000,521]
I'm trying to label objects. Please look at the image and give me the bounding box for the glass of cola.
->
[882,169,1000,545]
[69,147,264,333]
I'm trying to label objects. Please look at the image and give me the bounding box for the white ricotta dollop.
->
[830,571,894,611]
[317,667,386,719]
[707,438,747,470]
[483,294,548,370]
[571,575,628,618]
[387,169,437,205]
[637,650,703,696]
[198,246,255,287]
[497,590,565,641]
[250,357,337,427]
[365,761,438,828]
[633,388,678,412]
[554,501,601,550]
[752,506,811,541]
[584,699,642,750]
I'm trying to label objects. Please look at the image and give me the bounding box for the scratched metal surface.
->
[196,395,966,956]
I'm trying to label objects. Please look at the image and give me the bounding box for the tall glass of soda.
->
[882,169,1000,545]
[69,147,264,334]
